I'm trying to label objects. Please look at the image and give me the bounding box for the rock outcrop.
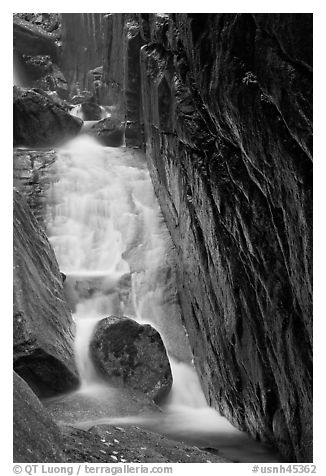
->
[13,15,69,98]
[90,316,172,402]
[131,13,312,461]
[80,102,102,120]
[13,86,82,147]
[13,371,65,462]
[13,16,59,59]
[13,188,79,397]
[13,149,56,225]
[102,14,145,146]
[88,117,125,146]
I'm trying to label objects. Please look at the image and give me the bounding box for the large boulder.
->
[13,372,65,462]
[69,91,93,105]
[15,53,69,99]
[90,316,172,402]
[13,188,79,397]
[33,63,69,99]
[88,116,125,147]
[13,86,82,147]
[80,102,103,120]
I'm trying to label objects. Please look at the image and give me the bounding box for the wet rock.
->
[69,91,93,105]
[90,316,172,402]
[13,188,79,397]
[80,102,102,120]
[16,54,69,99]
[13,371,65,462]
[34,63,69,99]
[137,13,312,462]
[102,14,127,117]
[13,148,57,225]
[43,90,68,107]
[44,383,158,425]
[14,371,228,463]
[61,424,229,463]
[13,16,59,59]
[14,13,61,34]
[13,86,82,147]
[124,20,146,147]
[60,14,108,98]
[89,116,125,147]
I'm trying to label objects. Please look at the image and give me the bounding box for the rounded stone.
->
[90,315,172,402]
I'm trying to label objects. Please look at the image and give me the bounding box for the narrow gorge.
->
[13,13,312,464]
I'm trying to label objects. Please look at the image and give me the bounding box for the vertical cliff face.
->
[103,14,145,145]
[60,14,107,96]
[13,189,79,397]
[133,14,312,462]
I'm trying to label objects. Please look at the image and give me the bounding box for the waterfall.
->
[46,135,193,384]
[45,134,280,463]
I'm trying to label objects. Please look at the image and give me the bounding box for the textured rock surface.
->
[14,86,82,147]
[13,188,79,397]
[80,102,103,120]
[62,425,228,463]
[13,16,59,59]
[14,372,226,463]
[60,14,107,97]
[13,14,69,97]
[133,13,312,461]
[13,371,65,462]
[90,316,172,402]
[88,116,125,146]
[13,148,56,225]
[102,14,144,146]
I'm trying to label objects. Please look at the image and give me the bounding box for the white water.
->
[45,135,280,462]
[70,104,113,121]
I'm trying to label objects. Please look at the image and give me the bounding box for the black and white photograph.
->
[11,6,314,471]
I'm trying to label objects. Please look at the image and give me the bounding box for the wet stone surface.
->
[13,147,57,225]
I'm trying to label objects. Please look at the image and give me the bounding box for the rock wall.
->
[60,13,107,97]
[13,371,65,462]
[13,188,79,397]
[103,14,145,146]
[134,14,312,462]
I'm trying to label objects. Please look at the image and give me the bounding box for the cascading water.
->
[45,134,280,462]
[70,104,113,122]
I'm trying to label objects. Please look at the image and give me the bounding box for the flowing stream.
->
[44,134,280,463]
